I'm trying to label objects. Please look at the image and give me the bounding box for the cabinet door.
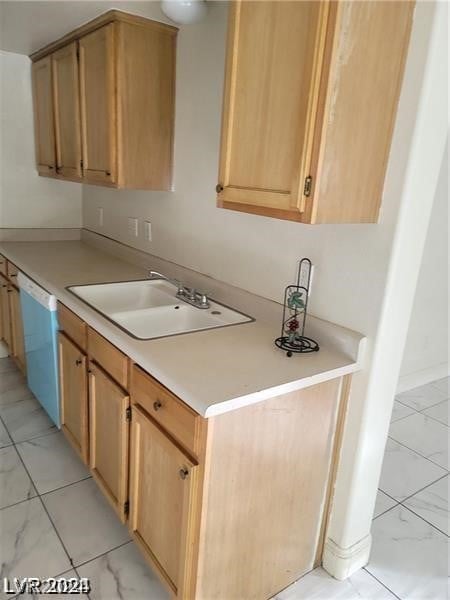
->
[52,43,82,179]
[89,362,130,522]
[32,56,57,175]
[58,332,89,464]
[129,406,198,596]
[217,1,330,220]
[0,275,11,350]
[79,24,116,184]
[9,287,26,375]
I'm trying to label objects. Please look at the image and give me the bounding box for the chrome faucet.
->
[148,271,210,309]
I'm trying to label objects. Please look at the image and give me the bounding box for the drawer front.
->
[0,255,6,276]
[131,365,201,455]
[88,327,129,390]
[58,302,87,351]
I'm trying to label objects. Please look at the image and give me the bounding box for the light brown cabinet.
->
[30,11,177,190]
[31,56,56,175]
[217,1,414,224]
[129,405,198,596]
[58,332,89,463]
[9,286,26,375]
[52,42,82,179]
[88,361,130,522]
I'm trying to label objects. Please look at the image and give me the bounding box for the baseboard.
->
[397,362,449,393]
[0,228,81,242]
[322,534,372,581]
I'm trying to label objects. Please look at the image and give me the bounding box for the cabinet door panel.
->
[0,275,11,350]
[32,56,56,175]
[129,406,198,595]
[79,24,116,184]
[218,1,329,217]
[58,332,89,463]
[89,362,129,522]
[10,287,26,375]
[52,43,82,179]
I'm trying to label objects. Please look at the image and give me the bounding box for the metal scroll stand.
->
[274,258,320,357]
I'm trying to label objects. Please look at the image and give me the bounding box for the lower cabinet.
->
[88,361,130,522]
[0,273,11,350]
[58,331,89,463]
[10,286,26,374]
[128,405,199,596]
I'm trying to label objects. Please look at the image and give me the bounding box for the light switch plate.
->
[144,221,152,241]
[97,207,104,227]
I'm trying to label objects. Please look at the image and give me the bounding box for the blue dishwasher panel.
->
[19,274,60,427]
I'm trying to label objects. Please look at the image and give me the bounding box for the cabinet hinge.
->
[303,175,313,198]
[124,500,130,516]
[125,407,132,422]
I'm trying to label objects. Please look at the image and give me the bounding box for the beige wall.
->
[0,50,82,229]
[399,143,449,390]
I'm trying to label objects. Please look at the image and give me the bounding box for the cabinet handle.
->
[179,468,189,480]
[216,184,224,193]
[153,400,162,412]
[75,358,83,366]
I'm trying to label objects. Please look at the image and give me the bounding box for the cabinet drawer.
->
[131,365,203,455]
[88,327,129,390]
[58,302,87,351]
[6,261,19,284]
[0,255,6,276]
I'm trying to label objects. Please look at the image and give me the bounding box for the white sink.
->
[67,279,253,339]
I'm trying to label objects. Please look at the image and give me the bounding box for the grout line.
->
[379,473,449,509]
[361,567,402,600]
[38,475,93,498]
[395,503,449,538]
[387,435,448,471]
[73,539,132,570]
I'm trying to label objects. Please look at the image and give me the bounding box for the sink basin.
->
[67,279,253,339]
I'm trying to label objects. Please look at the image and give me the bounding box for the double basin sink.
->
[68,278,253,340]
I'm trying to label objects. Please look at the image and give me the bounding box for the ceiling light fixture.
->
[160,0,208,25]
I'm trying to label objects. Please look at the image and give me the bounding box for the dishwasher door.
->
[18,273,60,427]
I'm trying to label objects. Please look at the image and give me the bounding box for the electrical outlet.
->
[97,207,104,227]
[128,217,139,237]
[144,221,152,241]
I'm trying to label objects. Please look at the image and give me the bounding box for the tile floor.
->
[0,356,448,599]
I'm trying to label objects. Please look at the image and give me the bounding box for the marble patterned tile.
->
[274,566,396,599]
[0,418,12,448]
[1,397,56,443]
[0,446,36,509]
[389,413,449,469]
[366,505,447,599]
[11,569,89,599]
[422,400,449,426]
[0,381,35,408]
[404,476,449,535]
[391,400,416,423]
[78,542,169,600]
[0,497,71,599]
[16,431,90,494]
[373,490,397,518]
[42,478,130,566]
[379,439,446,501]
[431,377,450,397]
[0,369,27,394]
[396,383,448,411]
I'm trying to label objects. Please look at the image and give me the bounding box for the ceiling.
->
[0,1,173,56]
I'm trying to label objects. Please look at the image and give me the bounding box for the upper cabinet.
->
[30,11,177,190]
[217,1,414,224]
[32,56,56,175]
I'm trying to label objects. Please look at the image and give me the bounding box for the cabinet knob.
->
[153,400,162,412]
[10,273,17,278]
[105,171,111,176]
[179,468,189,480]
[48,165,54,170]
[75,358,83,366]
[216,184,224,193]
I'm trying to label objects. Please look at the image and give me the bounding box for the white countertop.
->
[0,240,366,417]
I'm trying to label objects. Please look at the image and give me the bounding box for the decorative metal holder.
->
[274,258,319,357]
